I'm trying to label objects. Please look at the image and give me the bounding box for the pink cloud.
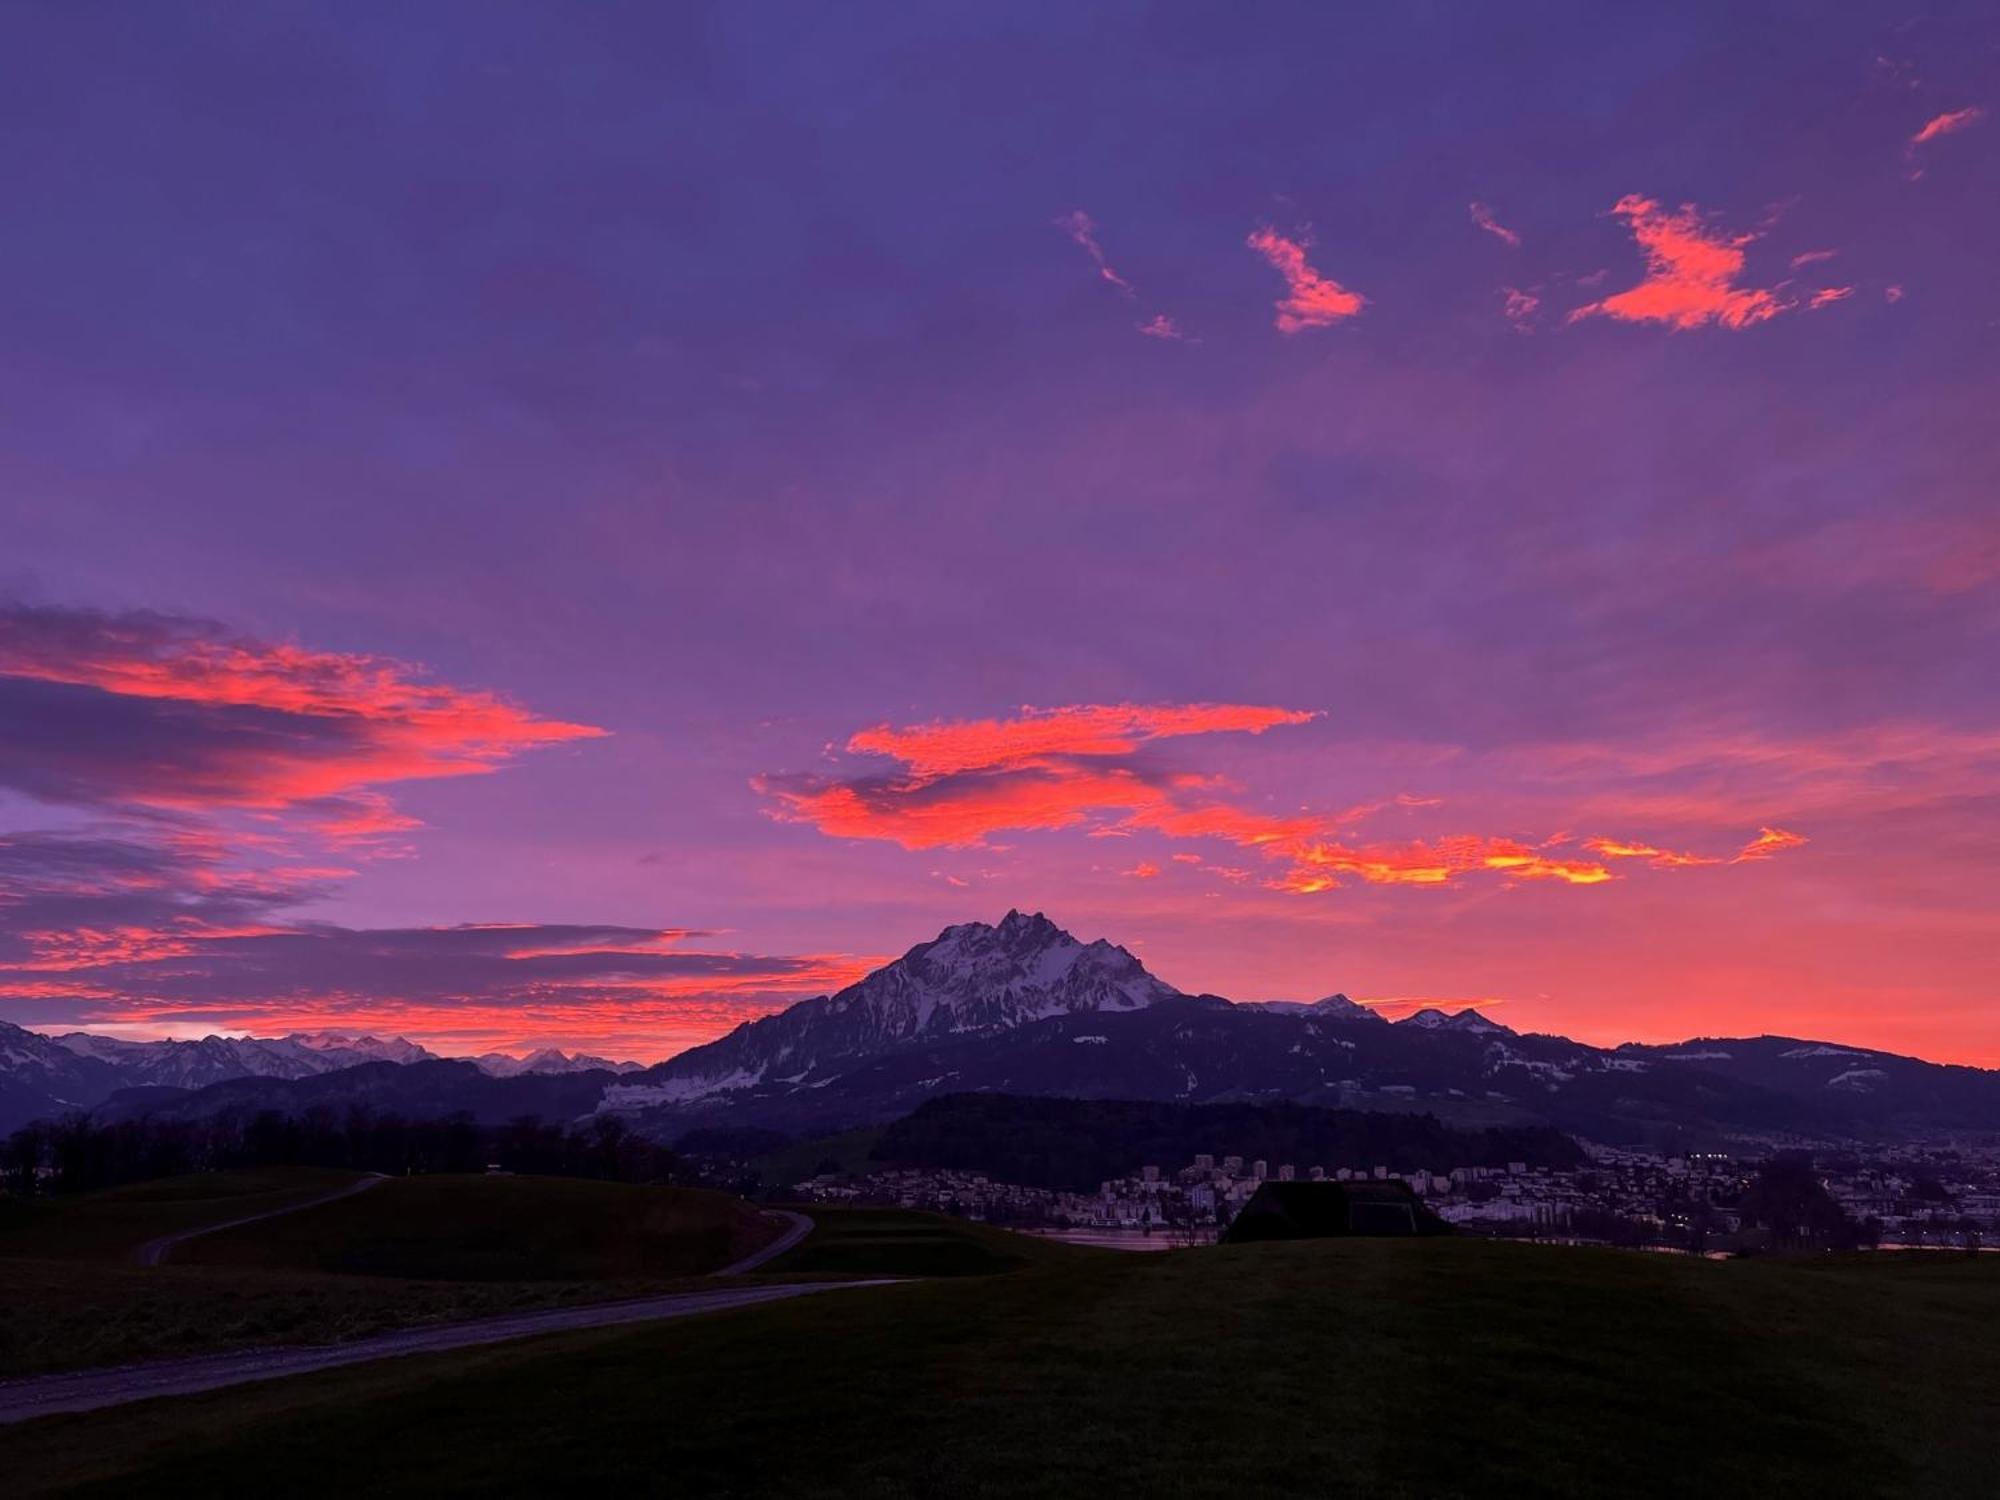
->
[1809,286,1854,310]
[1502,287,1540,330]
[845,702,1317,780]
[1570,195,1789,331]
[1911,107,1984,145]
[1468,201,1521,248]
[1056,210,1134,295]
[1137,314,1187,341]
[1246,227,1366,332]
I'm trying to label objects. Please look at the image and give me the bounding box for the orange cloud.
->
[1246,227,1366,332]
[1570,196,1788,331]
[1469,201,1521,248]
[1126,861,1161,880]
[1809,286,1854,310]
[1583,837,1719,868]
[1277,835,1613,891]
[1912,107,1984,145]
[1733,826,1808,861]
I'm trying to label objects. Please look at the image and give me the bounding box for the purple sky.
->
[2,4,1996,1062]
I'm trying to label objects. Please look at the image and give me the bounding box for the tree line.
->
[1,1106,680,1197]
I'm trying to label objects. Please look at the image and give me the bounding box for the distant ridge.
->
[5,912,2000,1143]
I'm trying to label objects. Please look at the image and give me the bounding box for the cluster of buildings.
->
[789,1139,2000,1250]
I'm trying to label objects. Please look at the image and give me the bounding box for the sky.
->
[1,3,1996,1064]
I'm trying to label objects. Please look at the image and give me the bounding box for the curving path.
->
[134,1172,389,1267]
[714,1209,814,1276]
[0,1277,889,1424]
[0,1190,834,1424]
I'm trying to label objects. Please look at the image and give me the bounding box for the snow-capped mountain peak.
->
[604,911,1181,1107]
[474,1048,644,1077]
[1240,992,1386,1023]
[1397,1006,1514,1036]
[48,1028,443,1089]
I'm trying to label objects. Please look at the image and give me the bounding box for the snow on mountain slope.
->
[475,1048,643,1077]
[50,1030,441,1089]
[605,910,1180,1108]
[1397,1007,1515,1037]
[1241,994,1384,1022]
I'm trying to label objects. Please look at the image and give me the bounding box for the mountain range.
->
[4,911,1997,1144]
[0,1023,639,1132]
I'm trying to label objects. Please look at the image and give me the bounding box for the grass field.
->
[761,1203,1099,1278]
[0,1172,786,1378]
[0,1170,366,1261]
[179,1174,777,1280]
[6,1236,1996,1496]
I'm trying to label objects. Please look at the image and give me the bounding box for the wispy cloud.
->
[1570,196,1790,331]
[0,836,874,1057]
[1732,826,1808,861]
[1468,201,1521,248]
[1246,227,1366,332]
[1911,106,1984,145]
[1502,287,1541,331]
[1057,211,1191,338]
[1809,286,1854,310]
[1056,210,1134,295]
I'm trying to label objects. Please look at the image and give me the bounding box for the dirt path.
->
[0,1277,891,1424]
[132,1172,389,1267]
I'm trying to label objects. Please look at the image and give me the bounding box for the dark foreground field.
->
[6,1231,1996,1497]
[0,1171,782,1377]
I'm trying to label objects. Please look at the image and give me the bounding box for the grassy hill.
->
[761,1204,1102,1278]
[178,1174,778,1281]
[5,1236,1996,1495]
[0,1169,364,1261]
[0,1171,787,1379]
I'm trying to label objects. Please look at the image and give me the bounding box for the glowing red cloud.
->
[846,702,1316,779]
[761,764,1172,851]
[1809,286,1854,310]
[0,605,604,821]
[1571,196,1789,331]
[763,706,1800,899]
[1911,107,1984,145]
[1246,227,1366,331]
